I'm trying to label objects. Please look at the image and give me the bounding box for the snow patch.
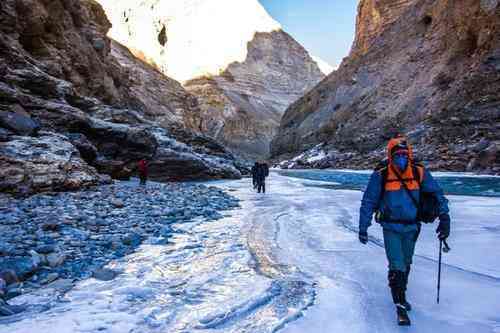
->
[312,56,336,75]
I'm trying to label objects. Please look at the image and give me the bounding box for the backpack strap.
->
[413,163,425,185]
[378,166,388,201]
[390,164,420,210]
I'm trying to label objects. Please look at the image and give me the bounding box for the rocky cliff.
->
[272,0,500,174]
[96,0,325,159]
[0,0,241,195]
[185,30,324,158]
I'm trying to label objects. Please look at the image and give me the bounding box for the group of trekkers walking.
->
[136,135,450,326]
[251,162,269,193]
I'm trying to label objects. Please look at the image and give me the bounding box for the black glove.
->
[359,231,368,244]
[436,214,450,240]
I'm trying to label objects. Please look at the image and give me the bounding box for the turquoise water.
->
[277,169,500,197]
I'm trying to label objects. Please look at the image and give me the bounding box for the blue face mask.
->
[393,154,409,171]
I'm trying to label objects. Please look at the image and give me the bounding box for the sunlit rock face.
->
[96,0,325,159]
[97,0,282,83]
[185,30,325,159]
[272,0,500,174]
[352,0,417,56]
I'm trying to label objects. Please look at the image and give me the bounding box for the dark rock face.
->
[0,107,40,136]
[185,30,324,159]
[272,0,500,174]
[0,0,241,194]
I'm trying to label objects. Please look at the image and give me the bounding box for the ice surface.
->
[2,172,499,332]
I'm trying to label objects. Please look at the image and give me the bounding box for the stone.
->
[0,244,15,256]
[0,128,13,142]
[41,222,60,232]
[46,279,74,293]
[46,252,66,268]
[0,258,37,281]
[41,273,59,285]
[0,270,19,286]
[35,245,56,254]
[67,133,98,163]
[122,233,142,247]
[111,198,125,208]
[0,107,40,136]
[29,250,43,268]
[0,300,16,316]
[0,278,6,298]
[481,0,499,13]
[472,139,491,152]
[92,268,118,281]
[5,287,22,299]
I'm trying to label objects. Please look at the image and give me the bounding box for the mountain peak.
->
[97,0,282,82]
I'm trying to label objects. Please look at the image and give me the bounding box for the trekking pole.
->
[437,240,451,304]
[437,240,442,304]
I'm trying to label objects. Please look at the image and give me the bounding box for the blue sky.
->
[260,0,359,67]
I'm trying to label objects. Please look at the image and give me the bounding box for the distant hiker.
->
[251,162,259,189]
[358,135,450,326]
[255,162,269,193]
[138,159,148,185]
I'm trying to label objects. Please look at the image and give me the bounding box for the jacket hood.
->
[387,136,413,164]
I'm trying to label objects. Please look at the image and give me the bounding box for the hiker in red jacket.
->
[138,159,148,185]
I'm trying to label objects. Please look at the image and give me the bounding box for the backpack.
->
[377,161,440,224]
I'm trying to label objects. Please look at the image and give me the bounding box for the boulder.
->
[0,132,101,195]
[111,198,125,208]
[46,252,66,268]
[0,270,19,285]
[45,279,74,293]
[0,106,40,136]
[0,299,26,316]
[92,268,119,281]
[0,128,14,142]
[0,278,6,299]
[0,257,38,281]
[67,133,98,163]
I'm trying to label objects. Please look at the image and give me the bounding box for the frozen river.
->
[3,171,500,332]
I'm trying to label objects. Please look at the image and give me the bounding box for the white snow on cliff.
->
[312,56,336,75]
[97,0,282,82]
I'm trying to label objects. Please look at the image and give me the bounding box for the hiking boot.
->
[396,304,411,326]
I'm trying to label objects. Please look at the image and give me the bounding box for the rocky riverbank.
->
[276,138,500,175]
[0,180,239,316]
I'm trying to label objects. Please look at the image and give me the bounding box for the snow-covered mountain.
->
[96,0,325,159]
[97,0,282,83]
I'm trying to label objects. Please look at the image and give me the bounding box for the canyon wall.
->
[272,0,500,174]
[0,0,241,195]
[185,30,324,158]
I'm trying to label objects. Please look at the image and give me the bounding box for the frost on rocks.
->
[279,144,331,169]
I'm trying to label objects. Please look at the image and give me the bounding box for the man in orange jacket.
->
[359,136,450,326]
